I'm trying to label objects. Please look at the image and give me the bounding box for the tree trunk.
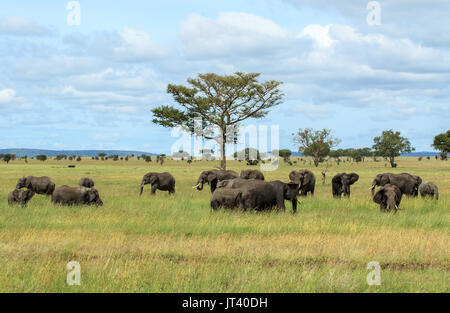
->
[220,131,227,170]
[313,156,319,167]
[390,157,395,168]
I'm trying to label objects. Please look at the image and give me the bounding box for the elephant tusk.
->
[192,184,201,189]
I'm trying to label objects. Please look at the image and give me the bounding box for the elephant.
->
[419,182,439,200]
[140,172,175,195]
[268,180,300,213]
[194,169,239,193]
[289,170,316,197]
[16,176,55,195]
[240,169,265,180]
[8,189,35,206]
[52,185,103,206]
[332,173,359,198]
[210,188,243,211]
[217,178,288,211]
[373,184,402,212]
[79,177,95,188]
[370,173,422,197]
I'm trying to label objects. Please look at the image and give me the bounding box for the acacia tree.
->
[151,72,284,169]
[432,130,450,160]
[373,130,414,168]
[293,128,341,167]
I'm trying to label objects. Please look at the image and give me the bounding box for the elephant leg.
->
[151,184,157,194]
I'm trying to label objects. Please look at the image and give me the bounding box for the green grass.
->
[0,157,448,292]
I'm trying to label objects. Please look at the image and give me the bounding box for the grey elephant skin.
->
[195,170,238,193]
[16,176,55,195]
[419,182,439,200]
[140,172,175,195]
[240,169,265,180]
[8,189,35,206]
[217,178,289,211]
[289,170,316,197]
[79,177,95,188]
[52,185,103,206]
[332,173,359,198]
[268,180,300,213]
[373,184,402,212]
[210,188,243,211]
[371,173,422,197]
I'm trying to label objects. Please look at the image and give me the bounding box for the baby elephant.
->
[240,169,265,180]
[79,177,95,188]
[419,182,439,200]
[373,184,402,212]
[210,188,242,211]
[332,173,359,198]
[8,189,35,206]
[52,185,103,206]
[16,176,55,195]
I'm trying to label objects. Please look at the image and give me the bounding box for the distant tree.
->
[151,72,284,169]
[36,154,47,162]
[293,128,341,167]
[276,149,292,163]
[97,152,106,157]
[373,130,414,168]
[432,130,450,160]
[110,155,119,161]
[233,148,261,161]
[1,154,13,163]
[125,156,129,161]
[76,156,82,162]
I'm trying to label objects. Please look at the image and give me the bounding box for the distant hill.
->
[0,148,157,158]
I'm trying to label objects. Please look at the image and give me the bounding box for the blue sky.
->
[0,0,449,154]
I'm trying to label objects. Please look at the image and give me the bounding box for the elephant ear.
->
[288,171,299,183]
[87,189,97,202]
[24,177,32,189]
[394,187,402,202]
[303,172,311,186]
[207,172,217,183]
[13,189,21,199]
[379,175,390,186]
[149,174,158,185]
[373,188,385,204]
[349,173,359,185]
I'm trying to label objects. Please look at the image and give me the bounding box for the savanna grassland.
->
[0,157,448,292]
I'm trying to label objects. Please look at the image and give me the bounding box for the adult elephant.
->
[332,173,359,198]
[8,189,35,206]
[373,184,402,212]
[79,177,95,188]
[419,182,439,200]
[52,186,103,206]
[240,169,265,180]
[16,176,55,195]
[370,173,422,197]
[140,172,175,195]
[217,178,290,211]
[194,169,238,193]
[289,170,316,197]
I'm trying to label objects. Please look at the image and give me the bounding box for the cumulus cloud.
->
[179,12,303,58]
[0,16,52,36]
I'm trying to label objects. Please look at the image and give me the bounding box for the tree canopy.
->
[432,130,450,160]
[151,72,284,169]
[373,130,414,167]
[293,128,341,167]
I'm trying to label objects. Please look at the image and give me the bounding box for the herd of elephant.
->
[8,169,439,213]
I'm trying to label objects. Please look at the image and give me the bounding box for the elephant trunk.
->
[140,181,145,196]
[196,182,204,191]
[370,182,377,196]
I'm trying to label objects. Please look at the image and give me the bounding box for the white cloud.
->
[0,88,16,103]
[0,16,51,36]
[179,12,297,58]
[112,27,169,61]
[294,103,334,119]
